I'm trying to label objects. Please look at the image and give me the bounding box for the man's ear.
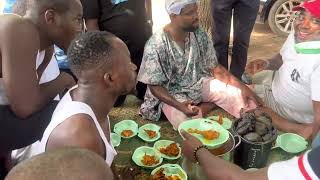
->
[103,73,113,88]
[44,9,56,25]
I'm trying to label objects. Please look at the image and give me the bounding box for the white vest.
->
[14,87,117,166]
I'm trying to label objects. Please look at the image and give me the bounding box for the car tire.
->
[268,0,302,37]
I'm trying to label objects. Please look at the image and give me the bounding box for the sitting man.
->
[15,31,137,167]
[246,0,320,140]
[6,148,114,180]
[0,0,81,176]
[138,0,261,129]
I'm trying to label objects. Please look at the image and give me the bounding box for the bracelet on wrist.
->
[193,145,208,164]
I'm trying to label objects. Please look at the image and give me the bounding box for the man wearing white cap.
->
[138,0,261,129]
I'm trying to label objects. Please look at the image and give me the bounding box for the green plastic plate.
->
[276,133,308,153]
[295,41,320,54]
[151,164,187,180]
[111,133,121,147]
[113,120,138,139]
[178,118,229,149]
[138,123,161,142]
[132,146,163,168]
[153,140,181,160]
[207,116,233,130]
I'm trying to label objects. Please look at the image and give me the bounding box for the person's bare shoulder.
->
[0,14,40,52]
[46,114,106,158]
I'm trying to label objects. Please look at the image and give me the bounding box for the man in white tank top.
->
[20,31,137,168]
[0,0,82,177]
[246,0,320,141]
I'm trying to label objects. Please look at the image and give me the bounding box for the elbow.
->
[10,104,40,119]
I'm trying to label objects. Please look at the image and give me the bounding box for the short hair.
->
[67,31,117,76]
[28,0,72,14]
[5,148,114,180]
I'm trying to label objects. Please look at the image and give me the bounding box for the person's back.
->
[6,148,114,180]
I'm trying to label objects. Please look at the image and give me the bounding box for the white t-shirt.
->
[268,149,319,180]
[272,32,320,124]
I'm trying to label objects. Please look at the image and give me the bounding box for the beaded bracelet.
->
[193,145,208,164]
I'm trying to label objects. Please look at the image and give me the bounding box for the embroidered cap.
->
[165,0,197,15]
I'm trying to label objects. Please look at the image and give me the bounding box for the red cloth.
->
[293,0,320,19]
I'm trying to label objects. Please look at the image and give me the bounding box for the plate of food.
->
[113,120,138,139]
[138,123,161,142]
[150,164,187,180]
[132,146,163,168]
[207,113,233,130]
[178,118,229,149]
[154,140,181,160]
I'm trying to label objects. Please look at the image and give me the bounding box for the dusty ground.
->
[248,24,286,61]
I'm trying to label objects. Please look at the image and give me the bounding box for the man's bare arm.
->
[1,18,72,118]
[265,53,283,71]
[46,114,105,158]
[149,85,184,112]
[196,148,269,180]
[149,85,199,116]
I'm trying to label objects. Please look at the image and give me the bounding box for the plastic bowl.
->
[111,133,121,147]
[154,140,181,160]
[138,123,161,142]
[151,164,187,180]
[276,133,308,153]
[113,120,138,139]
[178,118,229,149]
[132,146,163,168]
[207,116,233,130]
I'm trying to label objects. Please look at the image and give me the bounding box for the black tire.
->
[268,0,302,37]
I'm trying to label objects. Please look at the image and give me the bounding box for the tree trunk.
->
[198,0,213,38]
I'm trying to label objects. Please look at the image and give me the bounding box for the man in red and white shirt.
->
[246,0,320,141]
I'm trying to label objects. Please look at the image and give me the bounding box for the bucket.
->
[232,120,277,169]
[181,132,241,179]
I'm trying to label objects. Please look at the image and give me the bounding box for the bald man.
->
[6,148,114,180]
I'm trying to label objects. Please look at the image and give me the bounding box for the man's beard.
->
[182,25,199,32]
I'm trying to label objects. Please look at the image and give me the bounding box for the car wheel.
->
[268,0,302,37]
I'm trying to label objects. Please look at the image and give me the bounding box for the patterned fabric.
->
[54,45,69,70]
[137,28,218,121]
